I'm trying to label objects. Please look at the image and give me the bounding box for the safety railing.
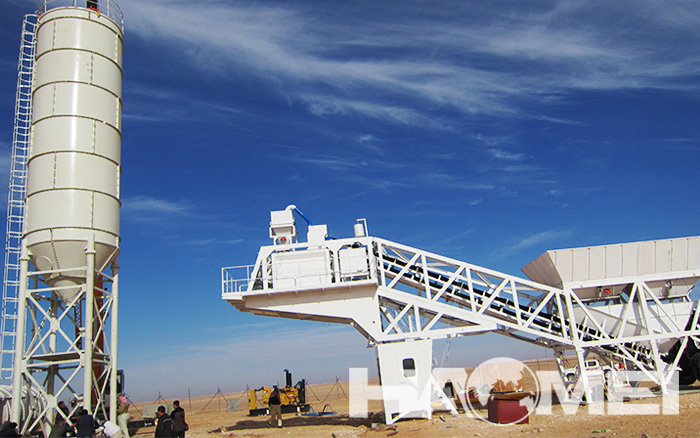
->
[222,265,257,294]
[222,247,375,295]
[38,0,124,30]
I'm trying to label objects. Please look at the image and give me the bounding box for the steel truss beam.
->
[223,233,700,399]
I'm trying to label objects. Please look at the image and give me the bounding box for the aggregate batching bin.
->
[24,6,123,303]
[522,236,700,300]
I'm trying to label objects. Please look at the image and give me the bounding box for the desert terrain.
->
[125,359,700,438]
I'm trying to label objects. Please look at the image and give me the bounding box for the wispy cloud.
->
[282,153,369,172]
[538,115,589,126]
[488,148,527,161]
[123,195,192,215]
[500,229,574,258]
[300,94,452,129]
[358,134,379,144]
[120,195,197,229]
[122,84,242,125]
[472,134,516,147]
[118,0,700,127]
[355,134,386,156]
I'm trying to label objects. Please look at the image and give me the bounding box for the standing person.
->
[57,401,70,420]
[86,1,98,10]
[170,400,187,438]
[268,386,282,428]
[75,410,97,438]
[154,406,172,438]
[116,396,131,438]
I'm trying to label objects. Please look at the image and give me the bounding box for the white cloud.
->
[120,196,202,232]
[282,153,367,172]
[117,0,700,126]
[122,196,192,216]
[300,94,451,129]
[488,148,527,161]
[472,134,516,147]
[538,115,589,126]
[504,229,573,258]
[122,84,242,124]
[358,134,378,144]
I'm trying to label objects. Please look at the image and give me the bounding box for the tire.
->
[691,352,700,382]
[678,369,696,386]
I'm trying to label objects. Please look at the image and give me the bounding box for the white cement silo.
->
[25,6,123,303]
[12,3,124,431]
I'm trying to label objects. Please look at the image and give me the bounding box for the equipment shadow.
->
[214,412,384,432]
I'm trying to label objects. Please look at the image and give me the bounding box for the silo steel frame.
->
[12,243,120,434]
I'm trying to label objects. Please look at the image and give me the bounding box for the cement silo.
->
[10,1,124,433]
[26,3,123,302]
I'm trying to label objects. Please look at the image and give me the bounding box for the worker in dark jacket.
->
[75,410,97,438]
[154,406,172,438]
[170,400,186,438]
[49,418,74,438]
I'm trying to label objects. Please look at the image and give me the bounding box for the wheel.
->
[678,369,696,386]
[691,352,700,382]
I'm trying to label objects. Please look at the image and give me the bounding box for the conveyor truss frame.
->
[223,233,700,403]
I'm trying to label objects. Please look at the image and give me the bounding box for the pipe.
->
[284,205,312,226]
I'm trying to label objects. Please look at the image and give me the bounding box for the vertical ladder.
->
[1,14,37,382]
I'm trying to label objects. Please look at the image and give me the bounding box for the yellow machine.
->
[248,369,310,416]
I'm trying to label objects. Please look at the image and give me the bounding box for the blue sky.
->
[1,0,699,401]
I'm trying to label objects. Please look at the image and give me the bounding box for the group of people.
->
[154,401,188,438]
[4,398,188,438]
[48,396,132,438]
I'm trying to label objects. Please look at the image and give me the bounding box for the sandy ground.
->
[126,364,700,438]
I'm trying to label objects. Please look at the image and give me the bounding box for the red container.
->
[487,398,530,424]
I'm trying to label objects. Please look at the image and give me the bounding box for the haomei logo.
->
[463,357,540,425]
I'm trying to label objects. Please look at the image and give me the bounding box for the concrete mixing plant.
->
[1,1,124,433]
[222,206,700,423]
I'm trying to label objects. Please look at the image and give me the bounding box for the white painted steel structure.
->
[223,208,700,423]
[10,2,123,433]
